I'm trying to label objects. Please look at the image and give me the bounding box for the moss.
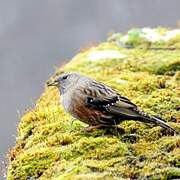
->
[166,34,180,48]
[7,147,60,179]
[7,28,180,179]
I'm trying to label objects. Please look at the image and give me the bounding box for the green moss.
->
[166,34,180,48]
[7,147,60,179]
[7,28,180,179]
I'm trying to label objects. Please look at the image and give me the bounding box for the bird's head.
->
[47,72,82,94]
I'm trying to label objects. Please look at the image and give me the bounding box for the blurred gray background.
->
[0,0,179,169]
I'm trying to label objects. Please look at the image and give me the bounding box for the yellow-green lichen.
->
[7,28,180,180]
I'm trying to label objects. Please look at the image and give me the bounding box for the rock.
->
[7,28,180,180]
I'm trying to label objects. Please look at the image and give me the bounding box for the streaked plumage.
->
[47,72,175,132]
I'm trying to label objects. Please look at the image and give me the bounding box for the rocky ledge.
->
[7,28,180,180]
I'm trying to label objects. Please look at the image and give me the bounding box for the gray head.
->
[47,72,82,94]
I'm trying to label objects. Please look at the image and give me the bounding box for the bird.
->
[47,72,175,132]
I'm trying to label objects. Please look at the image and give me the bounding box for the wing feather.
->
[82,78,175,131]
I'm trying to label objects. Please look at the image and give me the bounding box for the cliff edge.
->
[7,28,180,180]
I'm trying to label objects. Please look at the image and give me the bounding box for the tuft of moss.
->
[7,28,180,179]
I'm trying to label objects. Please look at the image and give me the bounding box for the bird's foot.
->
[81,124,105,132]
[81,125,125,134]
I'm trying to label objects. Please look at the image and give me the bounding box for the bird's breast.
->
[61,93,72,113]
[61,89,85,113]
[62,89,111,125]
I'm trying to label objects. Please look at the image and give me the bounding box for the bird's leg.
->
[81,124,125,134]
[82,124,105,132]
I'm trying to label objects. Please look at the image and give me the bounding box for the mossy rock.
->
[7,28,180,180]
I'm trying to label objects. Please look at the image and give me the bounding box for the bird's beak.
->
[47,81,59,87]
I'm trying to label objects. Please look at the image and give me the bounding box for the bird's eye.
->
[62,75,68,80]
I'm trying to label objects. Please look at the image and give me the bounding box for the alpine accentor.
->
[47,72,175,132]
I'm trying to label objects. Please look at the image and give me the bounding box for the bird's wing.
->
[83,79,175,131]
[85,80,138,117]
[86,95,139,117]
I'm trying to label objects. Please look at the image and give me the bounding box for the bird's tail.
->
[107,105,175,132]
[139,113,175,132]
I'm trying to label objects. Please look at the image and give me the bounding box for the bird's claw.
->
[81,124,105,132]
